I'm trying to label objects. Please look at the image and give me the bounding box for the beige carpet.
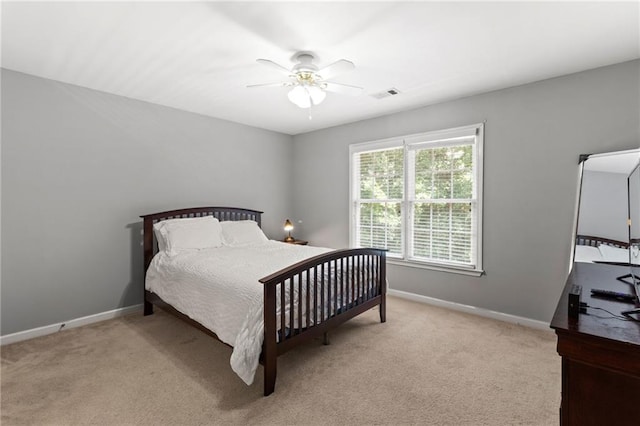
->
[1,296,560,425]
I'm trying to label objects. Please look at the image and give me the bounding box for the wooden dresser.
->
[550,262,640,425]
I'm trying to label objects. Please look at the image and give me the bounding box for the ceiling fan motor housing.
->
[292,53,319,75]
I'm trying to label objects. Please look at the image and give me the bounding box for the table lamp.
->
[284,219,294,242]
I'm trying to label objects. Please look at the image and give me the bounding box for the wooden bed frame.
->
[141,206,387,396]
[575,234,629,249]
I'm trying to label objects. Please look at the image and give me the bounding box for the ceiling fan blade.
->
[316,59,355,80]
[323,81,363,96]
[246,81,289,88]
[256,59,293,76]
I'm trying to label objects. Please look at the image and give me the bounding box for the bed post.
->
[142,216,154,316]
[263,282,278,396]
[379,250,386,323]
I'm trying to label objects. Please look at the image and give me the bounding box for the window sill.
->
[387,258,484,277]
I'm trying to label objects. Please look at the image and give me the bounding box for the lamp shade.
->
[288,84,326,109]
[307,85,326,105]
[284,219,294,231]
[288,86,310,108]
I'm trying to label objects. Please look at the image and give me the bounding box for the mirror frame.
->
[570,148,640,272]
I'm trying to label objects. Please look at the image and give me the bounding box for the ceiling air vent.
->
[371,88,401,99]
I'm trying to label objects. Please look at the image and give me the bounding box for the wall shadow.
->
[122,221,144,307]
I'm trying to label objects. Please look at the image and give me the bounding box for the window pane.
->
[357,202,402,255]
[414,144,473,200]
[451,233,471,263]
[415,148,433,170]
[360,176,375,199]
[452,170,472,198]
[415,150,433,199]
[433,147,449,168]
[412,202,472,264]
[413,203,432,258]
[451,203,472,233]
[358,152,375,199]
[358,148,403,199]
[451,145,473,170]
[432,171,452,199]
[414,173,433,199]
[431,231,451,260]
[432,203,450,231]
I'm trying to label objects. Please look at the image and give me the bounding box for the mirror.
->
[573,148,640,265]
[629,162,640,271]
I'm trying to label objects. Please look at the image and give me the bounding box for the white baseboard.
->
[1,304,143,346]
[2,292,550,346]
[388,289,551,331]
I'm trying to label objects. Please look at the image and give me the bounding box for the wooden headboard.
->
[575,234,629,249]
[140,207,263,271]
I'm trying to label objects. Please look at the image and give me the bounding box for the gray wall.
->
[3,60,639,336]
[1,70,293,335]
[578,170,629,242]
[291,60,640,322]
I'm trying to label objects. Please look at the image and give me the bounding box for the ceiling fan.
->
[247,52,363,109]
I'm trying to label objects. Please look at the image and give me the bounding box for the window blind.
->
[355,147,403,256]
[350,123,483,274]
[409,142,476,266]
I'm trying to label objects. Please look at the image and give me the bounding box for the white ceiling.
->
[2,1,639,135]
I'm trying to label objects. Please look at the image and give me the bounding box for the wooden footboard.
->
[259,248,386,396]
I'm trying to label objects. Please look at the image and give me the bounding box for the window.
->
[350,124,484,275]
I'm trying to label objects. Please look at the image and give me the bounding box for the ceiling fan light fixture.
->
[287,84,326,109]
[288,85,312,108]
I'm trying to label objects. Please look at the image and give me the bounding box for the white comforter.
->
[574,244,630,263]
[145,240,331,385]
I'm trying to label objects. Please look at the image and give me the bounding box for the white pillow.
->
[631,245,640,263]
[597,244,630,263]
[153,222,169,253]
[221,220,268,246]
[574,245,602,263]
[154,216,223,254]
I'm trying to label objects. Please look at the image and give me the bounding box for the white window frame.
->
[349,123,484,276]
